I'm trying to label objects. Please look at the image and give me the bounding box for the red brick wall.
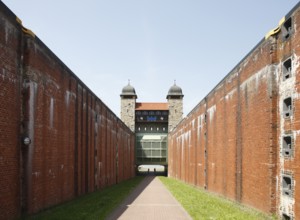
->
[21,30,135,215]
[169,5,300,219]
[0,2,135,219]
[275,9,300,219]
[0,3,22,220]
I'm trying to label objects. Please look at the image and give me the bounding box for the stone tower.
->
[120,82,137,132]
[167,82,184,131]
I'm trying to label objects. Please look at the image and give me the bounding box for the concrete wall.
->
[0,2,135,219]
[168,4,300,219]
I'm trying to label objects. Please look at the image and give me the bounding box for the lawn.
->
[159,176,276,220]
[23,176,144,220]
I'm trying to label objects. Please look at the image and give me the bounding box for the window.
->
[282,214,291,220]
[283,58,292,81]
[282,174,292,197]
[283,97,292,118]
[282,135,292,157]
[282,17,292,40]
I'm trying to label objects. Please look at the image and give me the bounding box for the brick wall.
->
[0,3,22,219]
[0,2,135,219]
[168,3,300,219]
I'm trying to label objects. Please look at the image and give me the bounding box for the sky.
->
[2,0,300,117]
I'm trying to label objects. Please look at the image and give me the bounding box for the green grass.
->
[23,177,144,220]
[159,177,276,220]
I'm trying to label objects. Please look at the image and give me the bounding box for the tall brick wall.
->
[0,2,135,219]
[276,7,300,219]
[0,3,22,219]
[169,3,300,219]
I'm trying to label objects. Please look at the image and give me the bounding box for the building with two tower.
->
[120,82,183,169]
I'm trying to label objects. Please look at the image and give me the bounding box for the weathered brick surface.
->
[0,2,135,219]
[169,4,300,219]
[275,9,300,219]
[0,3,22,219]
[2,1,300,219]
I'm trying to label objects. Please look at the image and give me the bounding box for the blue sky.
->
[2,0,300,116]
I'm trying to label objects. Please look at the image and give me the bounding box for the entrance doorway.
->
[137,165,166,176]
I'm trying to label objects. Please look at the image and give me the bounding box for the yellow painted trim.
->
[279,16,285,26]
[16,16,35,38]
[265,16,287,40]
[265,26,280,40]
[16,17,22,25]
[22,27,35,38]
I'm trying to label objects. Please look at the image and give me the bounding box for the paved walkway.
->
[106,176,192,220]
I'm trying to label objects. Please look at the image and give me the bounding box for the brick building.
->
[1,0,300,219]
[168,3,300,219]
[0,2,135,219]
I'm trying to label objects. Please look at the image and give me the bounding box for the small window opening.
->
[282,17,292,40]
[163,127,166,131]
[283,58,292,81]
[282,175,292,197]
[283,97,292,118]
[282,135,292,157]
[282,213,291,220]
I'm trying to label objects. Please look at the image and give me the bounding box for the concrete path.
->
[106,176,192,220]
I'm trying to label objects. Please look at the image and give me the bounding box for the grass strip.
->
[159,177,276,220]
[23,176,144,220]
